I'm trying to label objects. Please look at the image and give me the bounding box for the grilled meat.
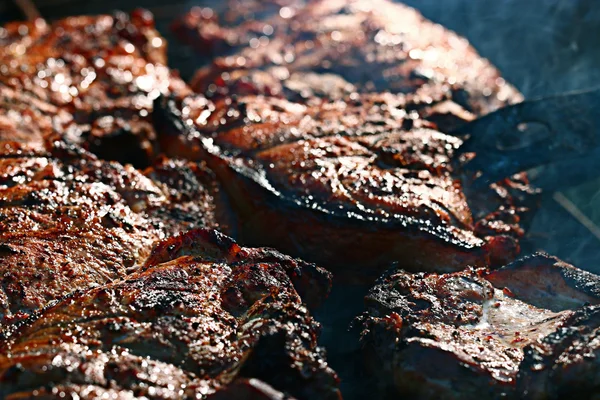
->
[0,228,339,400]
[172,0,303,57]
[518,305,600,399]
[0,11,192,167]
[356,253,600,399]
[0,138,222,323]
[176,0,522,115]
[155,91,535,278]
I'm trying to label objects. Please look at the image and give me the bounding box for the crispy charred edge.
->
[494,252,600,298]
[0,134,97,161]
[143,228,239,267]
[0,289,83,341]
[153,95,531,275]
[485,252,600,310]
[144,228,332,309]
[153,96,488,257]
[518,305,600,399]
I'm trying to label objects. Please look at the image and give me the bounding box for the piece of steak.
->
[155,92,536,279]
[0,11,193,168]
[0,138,223,324]
[0,228,339,400]
[356,253,600,399]
[176,0,522,115]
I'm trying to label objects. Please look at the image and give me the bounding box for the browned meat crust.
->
[155,92,536,278]
[356,253,600,399]
[175,0,522,114]
[0,11,191,167]
[0,229,339,400]
[518,305,600,399]
[0,138,221,323]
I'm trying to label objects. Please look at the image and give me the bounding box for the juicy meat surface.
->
[0,11,192,167]
[0,138,221,323]
[176,0,522,114]
[357,253,600,399]
[155,92,536,277]
[0,229,339,400]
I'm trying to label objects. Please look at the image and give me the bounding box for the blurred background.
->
[1,0,600,273]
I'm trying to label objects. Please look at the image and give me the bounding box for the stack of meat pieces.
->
[0,0,599,399]
[0,10,338,400]
[0,229,338,399]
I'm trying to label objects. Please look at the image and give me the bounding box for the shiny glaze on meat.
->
[155,92,535,278]
[0,138,220,323]
[0,229,339,400]
[176,0,522,114]
[518,305,600,399]
[357,253,600,399]
[0,11,191,167]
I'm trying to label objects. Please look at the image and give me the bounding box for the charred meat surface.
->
[357,253,600,399]
[518,305,600,399]
[155,92,535,278]
[0,138,221,323]
[176,0,522,114]
[0,11,193,167]
[0,228,339,400]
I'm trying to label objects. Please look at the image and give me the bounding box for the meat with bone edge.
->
[154,91,536,279]
[356,253,600,399]
[0,10,193,167]
[0,228,339,400]
[175,0,522,115]
[0,138,224,324]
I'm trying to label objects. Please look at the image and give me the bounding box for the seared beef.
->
[0,11,192,167]
[0,138,222,323]
[357,253,600,399]
[518,305,600,399]
[155,92,535,278]
[0,228,339,400]
[172,0,304,57]
[176,0,522,115]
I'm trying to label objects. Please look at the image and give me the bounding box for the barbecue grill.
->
[1,0,600,399]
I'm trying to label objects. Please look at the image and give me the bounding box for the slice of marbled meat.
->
[0,229,339,400]
[176,0,521,115]
[155,92,536,279]
[356,253,600,399]
[0,11,193,167]
[0,138,222,323]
